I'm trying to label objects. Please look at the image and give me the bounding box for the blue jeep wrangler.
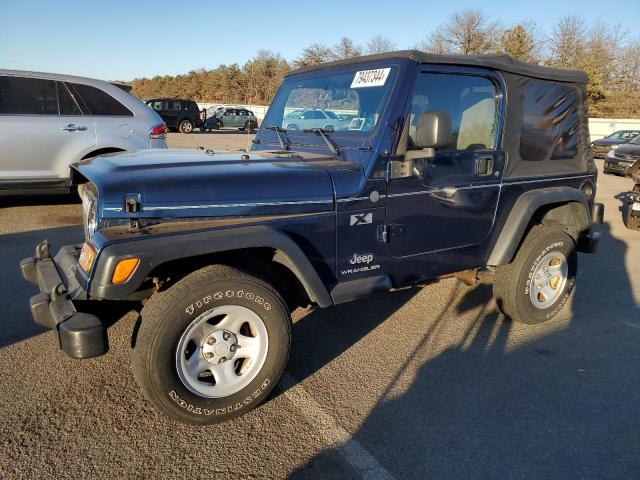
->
[21,51,604,424]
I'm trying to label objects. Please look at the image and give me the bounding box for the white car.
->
[283,108,344,131]
[0,70,167,195]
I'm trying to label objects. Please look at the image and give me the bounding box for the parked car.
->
[604,134,640,175]
[202,107,258,133]
[282,108,343,130]
[21,51,603,425]
[0,70,167,195]
[591,129,640,158]
[623,159,640,230]
[145,98,204,134]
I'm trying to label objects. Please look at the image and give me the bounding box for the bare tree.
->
[293,43,335,68]
[547,15,586,68]
[366,35,397,55]
[499,21,543,63]
[333,37,362,59]
[417,9,501,54]
[616,38,640,92]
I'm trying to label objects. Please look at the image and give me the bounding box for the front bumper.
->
[604,159,633,174]
[592,145,614,157]
[628,192,640,218]
[20,241,108,359]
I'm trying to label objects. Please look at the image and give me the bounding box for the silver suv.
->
[0,70,167,194]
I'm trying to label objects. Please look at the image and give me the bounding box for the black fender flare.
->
[89,226,333,307]
[487,186,591,266]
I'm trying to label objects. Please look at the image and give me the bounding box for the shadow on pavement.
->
[289,222,639,479]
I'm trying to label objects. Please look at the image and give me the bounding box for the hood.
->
[73,149,338,218]
[593,138,627,146]
[614,142,640,158]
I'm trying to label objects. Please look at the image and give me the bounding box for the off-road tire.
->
[179,119,194,134]
[494,226,577,325]
[132,265,291,424]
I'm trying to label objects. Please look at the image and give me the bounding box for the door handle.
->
[61,124,87,131]
[475,155,494,177]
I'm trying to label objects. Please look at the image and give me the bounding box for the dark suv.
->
[145,98,203,134]
[202,107,258,133]
[21,51,604,425]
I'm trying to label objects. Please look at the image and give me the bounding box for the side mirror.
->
[390,111,452,179]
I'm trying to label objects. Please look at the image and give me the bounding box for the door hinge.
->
[378,224,406,242]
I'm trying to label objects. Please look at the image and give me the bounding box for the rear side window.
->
[57,82,83,115]
[70,83,133,116]
[0,76,57,115]
[170,101,182,111]
[520,81,579,161]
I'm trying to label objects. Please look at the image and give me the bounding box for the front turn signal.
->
[112,257,139,284]
[79,243,96,272]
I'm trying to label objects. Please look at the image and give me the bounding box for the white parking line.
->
[280,373,395,480]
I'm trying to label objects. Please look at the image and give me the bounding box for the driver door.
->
[386,71,504,258]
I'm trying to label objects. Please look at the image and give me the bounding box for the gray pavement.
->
[0,134,638,479]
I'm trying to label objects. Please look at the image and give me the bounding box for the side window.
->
[70,83,133,116]
[520,80,578,161]
[57,82,83,115]
[149,101,164,110]
[0,76,57,115]
[408,73,498,151]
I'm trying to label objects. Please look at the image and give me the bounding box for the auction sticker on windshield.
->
[351,68,391,88]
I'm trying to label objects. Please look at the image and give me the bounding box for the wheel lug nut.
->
[204,352,213,359]
[230,345,236,352]
[223,332,230,341]
[207,337,216,345]
[219,357,227,363]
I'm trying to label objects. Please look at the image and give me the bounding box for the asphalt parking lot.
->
[1,133,638,479]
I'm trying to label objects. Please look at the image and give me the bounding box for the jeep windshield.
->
[263,66,398,140]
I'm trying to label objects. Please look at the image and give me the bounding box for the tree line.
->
[129,10,640,118]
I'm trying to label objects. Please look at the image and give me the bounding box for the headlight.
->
[606,149,616,158]
[611,144,619,149]
[80,184,98,239]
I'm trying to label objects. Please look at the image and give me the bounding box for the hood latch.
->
[124,193,142,214]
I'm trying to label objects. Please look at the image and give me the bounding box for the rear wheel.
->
[245,121,256,133]
[494,226,577,324]
[179,119,194,134]
[132,265,291,424]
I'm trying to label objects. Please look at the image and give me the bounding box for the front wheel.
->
[132,265,291,424]
[494,226,577,325]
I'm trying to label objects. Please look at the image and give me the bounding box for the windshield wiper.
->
[303,128,340,157]
[265,125,290,150]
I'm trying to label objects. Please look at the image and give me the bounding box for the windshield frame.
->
[260,61,402,148]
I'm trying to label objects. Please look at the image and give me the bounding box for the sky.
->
[1,0,638,81]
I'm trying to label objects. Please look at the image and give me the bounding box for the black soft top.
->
[288,50,587,84]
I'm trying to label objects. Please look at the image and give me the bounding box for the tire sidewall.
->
[515,232,577,324]
[180,120,193,133]
[144,278,290,423]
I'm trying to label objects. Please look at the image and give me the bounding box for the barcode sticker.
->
[351,68,391,88]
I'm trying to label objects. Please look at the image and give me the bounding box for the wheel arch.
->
[487,187,591,266]
[89,226,333,308]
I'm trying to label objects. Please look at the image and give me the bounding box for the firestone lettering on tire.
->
[169,379,271,416]
[185,290,272,315]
